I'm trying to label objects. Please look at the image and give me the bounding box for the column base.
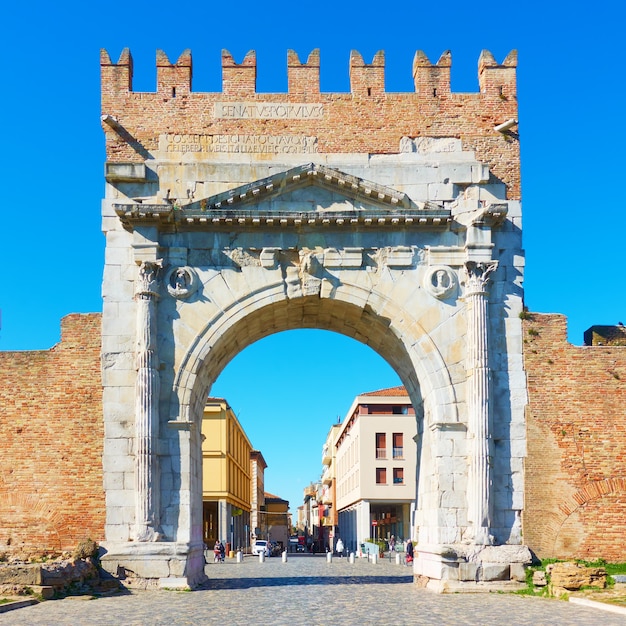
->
[413,543,532,593]
[99,541,207,589]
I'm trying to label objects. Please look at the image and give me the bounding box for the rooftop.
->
[360,385,408,397]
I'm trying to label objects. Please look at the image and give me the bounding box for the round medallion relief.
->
[424,266,456,300]
[165,266,198,300]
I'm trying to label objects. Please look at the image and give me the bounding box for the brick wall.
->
[523,313,626,561]
[100,48,520,199]
[0,314,104,556]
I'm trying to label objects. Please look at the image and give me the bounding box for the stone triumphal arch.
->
[99,47,530,590]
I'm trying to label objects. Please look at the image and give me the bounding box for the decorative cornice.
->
[471,203,508,226]
[113,163,451,230]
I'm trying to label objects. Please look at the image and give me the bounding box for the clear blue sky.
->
[2,1,624,512]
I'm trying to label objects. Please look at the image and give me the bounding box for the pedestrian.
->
[335,537,344,557]
[405,539,413,566]
[214,539,223,563]
[389,535,396,552]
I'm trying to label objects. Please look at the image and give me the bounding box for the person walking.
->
[405,539,414,565]
[335,537,344,558]
[214,540,224,563]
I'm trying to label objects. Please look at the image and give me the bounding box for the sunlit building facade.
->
[335,386,416,553]
[202,398,252,552]
[261,492,290,551]
[250,449,267,545]
[321,423,342,550]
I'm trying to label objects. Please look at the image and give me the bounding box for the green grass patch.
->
[514,565,551,597]
[570,558,626,577]
[603,563,626,576]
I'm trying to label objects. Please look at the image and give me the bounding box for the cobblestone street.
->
[1,555,624,625]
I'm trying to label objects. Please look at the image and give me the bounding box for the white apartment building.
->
[335,386,416,554]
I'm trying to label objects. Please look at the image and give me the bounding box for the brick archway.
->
[550,479,626,559]
[0,492,65,553]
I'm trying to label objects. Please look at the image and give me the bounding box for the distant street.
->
[0,555,623,625]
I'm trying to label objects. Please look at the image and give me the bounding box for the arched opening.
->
[210,328,403,514]
[204,328,410,554]
[166,292,458,568]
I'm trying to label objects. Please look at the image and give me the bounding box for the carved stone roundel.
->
[166,266,198,300]
[424,266,456,300]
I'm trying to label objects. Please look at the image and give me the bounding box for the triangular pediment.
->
[114,163,452,228]
[191,163,421,212]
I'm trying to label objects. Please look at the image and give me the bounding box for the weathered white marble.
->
[100,148,528,588]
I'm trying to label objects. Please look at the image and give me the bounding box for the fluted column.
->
[464,260,497,545]
[134,260,162,542]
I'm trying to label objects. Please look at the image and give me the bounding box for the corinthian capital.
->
[135,260,163,299]
[464,261,497,295]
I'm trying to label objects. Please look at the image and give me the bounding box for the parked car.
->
[251,540,270,556]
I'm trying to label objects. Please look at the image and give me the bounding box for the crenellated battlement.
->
[101,47,520,198]
[101,47,517,98]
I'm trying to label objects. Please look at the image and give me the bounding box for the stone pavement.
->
[1,554,624,626]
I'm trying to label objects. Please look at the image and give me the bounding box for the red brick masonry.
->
[523,314,626,560]
[101,48,521,199]
[0,314,105,556]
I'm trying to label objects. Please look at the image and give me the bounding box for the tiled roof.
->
[264,491,288,502]
[360,385,408,397]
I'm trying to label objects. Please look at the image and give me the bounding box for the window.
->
[393,468,404,484]
[375,433,387,459]
[376,468,387,484]
[392,433,403,459]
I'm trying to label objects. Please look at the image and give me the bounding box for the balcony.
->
[376,448,387,460]
[322,467,332,485]
[392,447,404,459]
[322,445,332,465]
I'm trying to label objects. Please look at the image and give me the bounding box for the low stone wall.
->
[0,556,120,600]
[547,562,606,597]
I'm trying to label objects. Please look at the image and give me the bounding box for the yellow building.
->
[202,398,252,552]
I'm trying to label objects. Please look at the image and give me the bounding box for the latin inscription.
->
[214,102,324,120]
[160,134,318,154]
